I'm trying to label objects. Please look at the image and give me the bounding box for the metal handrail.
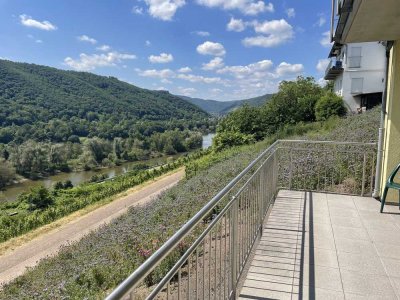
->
[105,140,279,300]
[106,139,377,300]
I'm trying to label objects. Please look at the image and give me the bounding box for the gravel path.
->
[0,169,184,286]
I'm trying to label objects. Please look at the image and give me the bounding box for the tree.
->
[26,186,54,210]
[0,159,16,188]
[315,92,347,121]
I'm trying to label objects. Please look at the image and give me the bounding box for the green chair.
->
[380,162,400,213]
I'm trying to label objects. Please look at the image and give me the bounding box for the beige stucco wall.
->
[381,40,400,204]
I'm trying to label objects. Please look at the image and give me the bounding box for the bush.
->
[212,131,255,151]
[25,186,54,210]
[315,92,347,121]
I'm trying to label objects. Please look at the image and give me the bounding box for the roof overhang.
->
[337,0,400,43]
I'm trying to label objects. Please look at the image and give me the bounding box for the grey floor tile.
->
[332,225,370,241]
[239,286,293,300]
[300,265,343,292]
[328,207,359,218]
[302,246,339,268]
[298,286,345,300]
[381,257,400,278]
[337,251,387,275]
[390,276,400,298]
[375,242,400,259]
[341,269,397,298]
[335,237,377,255]
[330,216,363,228]
[367,228,400,245]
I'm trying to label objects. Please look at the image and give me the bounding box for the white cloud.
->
[77,35,97,44]
[316,58,330,73]
[320,31,332,47]
[178,87,197,96]
[196,0,273,15]
[145,40,151,46]
[202,57,224,70]
[35,39,43,43]
[286,8,295,18]
[178,66,192,73]
[137,68,175,79]
[315,14,326,27]
[148,53,174,63]
[243,19,294,48]
[193,31,210,37]
[177,73,222,84]
[217,59,273,78]
[161,78,173,84]
[19,14,57,31]
[132,6,144,15]
[275,62,304,76]
[227,17,246,32]
[317,77,328,87]
[197,41,226,56]
[210,88,223,94]
[96,45,111,52]
[64,52,136,71]
[144,0,185,21]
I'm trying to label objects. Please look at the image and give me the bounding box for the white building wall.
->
[332,42,386,111]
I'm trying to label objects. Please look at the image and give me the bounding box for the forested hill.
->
[0,59,209,143]
[179,94,273,115]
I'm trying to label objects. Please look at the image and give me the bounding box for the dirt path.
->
[0,169,185,286]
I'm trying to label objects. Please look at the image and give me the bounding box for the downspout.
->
[373,41,394,198]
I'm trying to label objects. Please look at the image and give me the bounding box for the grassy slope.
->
[0,108,380,299]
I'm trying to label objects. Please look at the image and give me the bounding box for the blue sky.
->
[0,0,333,101]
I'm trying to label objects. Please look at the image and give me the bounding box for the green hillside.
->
[0,59,209,143]
[178,94,273,115]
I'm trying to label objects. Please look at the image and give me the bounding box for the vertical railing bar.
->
[196,247,199,300]
[224,213,227,300]
[188,255,191,300]
[178,268,181,300]
[214,228,217,299]
[370,152,376,195]
[361,153,367,196]
[167,279,170,300]
[219,218,223,300]
[289,148,293,190]
[202,239,205,300]
[208,232,211,300]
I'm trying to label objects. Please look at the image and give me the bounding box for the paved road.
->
[0,170,184,286]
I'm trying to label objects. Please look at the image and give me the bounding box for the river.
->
[0,134,215,203]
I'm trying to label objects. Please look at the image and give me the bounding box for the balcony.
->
[324,60,344,80]
[105,140,400,299]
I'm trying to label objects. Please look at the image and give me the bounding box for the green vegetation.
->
[0,107,380,299]
[179,93,273,115]
[0,150,206,243]
[315,92,348,121]
[0,59,212,184]
[213,77,346,150]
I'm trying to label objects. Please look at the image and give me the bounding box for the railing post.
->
[289,148,293,190]
[231,197,238,300]
[361,153,367,196]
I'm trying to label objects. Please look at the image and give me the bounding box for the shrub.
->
[212,131,255,151]
[315,92,347,121]
[25,186,54,210]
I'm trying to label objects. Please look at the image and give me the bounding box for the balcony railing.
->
[106,140,377,300]
[324,60,344,80]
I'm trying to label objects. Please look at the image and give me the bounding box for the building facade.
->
[330,0,400,203]
[325,42,386,112]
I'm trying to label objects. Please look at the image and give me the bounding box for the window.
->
[348,47,362,68]
[351,78,363,94]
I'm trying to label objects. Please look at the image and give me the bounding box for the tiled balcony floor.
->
[239,190,400,299]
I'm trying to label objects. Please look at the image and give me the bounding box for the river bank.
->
[0,134,215,203]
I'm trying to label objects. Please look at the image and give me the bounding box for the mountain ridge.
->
[178,94,273,115]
